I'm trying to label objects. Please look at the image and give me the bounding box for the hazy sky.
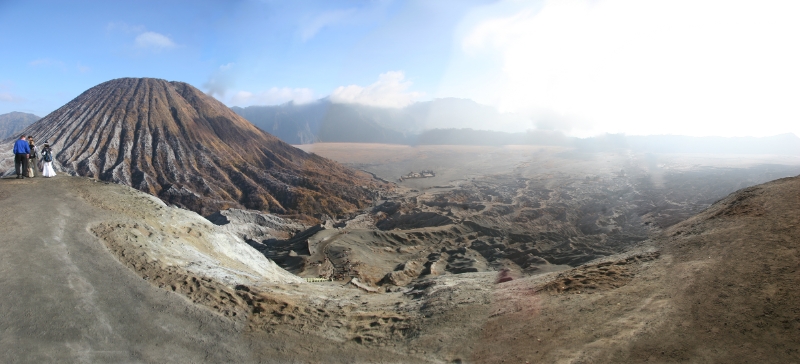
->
[1,0,798,137]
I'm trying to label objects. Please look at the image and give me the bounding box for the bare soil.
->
[469,176,800,363]
[278,144,800,287]
[0,176,423,363]
[4,144,800,363]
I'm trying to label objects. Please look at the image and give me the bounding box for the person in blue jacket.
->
[13,135,30,179]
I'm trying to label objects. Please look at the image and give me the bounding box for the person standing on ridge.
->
[12,135,30,179]
[41,141,56,178]
[27,136,39,178]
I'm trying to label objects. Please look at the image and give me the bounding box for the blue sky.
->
[0,0,485,113]
[1,0,799,137]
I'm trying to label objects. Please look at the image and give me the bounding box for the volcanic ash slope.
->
[1,77,381,217]
[469,175,800,363]
[78,177,302,287]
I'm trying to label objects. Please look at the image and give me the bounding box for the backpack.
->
[43,149,52,162]
[30,146,37,159]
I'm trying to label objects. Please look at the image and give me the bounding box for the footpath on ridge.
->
[0,175,426,364]
[0,175,252,363]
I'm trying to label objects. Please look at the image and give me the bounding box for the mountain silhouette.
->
[0,111,40,140]
[232,99,410,145]
[16,78,380,217]
[231,97,530,145]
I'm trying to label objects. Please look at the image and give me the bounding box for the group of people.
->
[13,135,56,179]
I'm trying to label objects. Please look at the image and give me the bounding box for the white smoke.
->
[204,63,235,98]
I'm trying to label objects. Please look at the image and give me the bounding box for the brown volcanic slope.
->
[470,175,800,363]
[24,77,380,216]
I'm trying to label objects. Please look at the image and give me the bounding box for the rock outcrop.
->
[6,78,384,217]
[207,208,307,242]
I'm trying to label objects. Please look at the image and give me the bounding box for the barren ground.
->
[0,176,425,363]
[3,144,800,363]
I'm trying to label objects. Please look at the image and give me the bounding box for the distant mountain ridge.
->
[233,100,799,155]
[0,112,40,140]
[2,78,383,217]
[231,97,527,145]
[232,100,410,144]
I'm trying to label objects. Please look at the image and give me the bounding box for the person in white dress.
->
[41,142,56,178]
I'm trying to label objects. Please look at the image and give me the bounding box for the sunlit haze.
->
[1,0,798,137]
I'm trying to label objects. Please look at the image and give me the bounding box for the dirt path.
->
[0,176,258,363]
[0,175,432,363]
[308,231,343,263]
[6,172,797,363]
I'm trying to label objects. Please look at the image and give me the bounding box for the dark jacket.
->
[13,139,30,154]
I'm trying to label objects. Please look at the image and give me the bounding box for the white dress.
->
[42,161,56,177]
[41,149,56,177]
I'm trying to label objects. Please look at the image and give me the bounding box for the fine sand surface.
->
[0,175,252,363]
[0,175,426,363]
[295,143,800,188]
[3,148,800,363]
[296,143,568,189]
[469,176,800,363]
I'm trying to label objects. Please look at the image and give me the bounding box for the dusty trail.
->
[4,145,800,363]
[0,175,432,363]
[0,175,254,363]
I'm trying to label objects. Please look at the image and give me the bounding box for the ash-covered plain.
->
[279,144,800,286]
[4,142,799,363]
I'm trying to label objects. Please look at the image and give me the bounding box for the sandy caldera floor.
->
[0,175,434,363]
[469,175,800,363]
[2,167,799,362]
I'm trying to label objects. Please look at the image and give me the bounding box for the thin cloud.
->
[134,31,176,50]
[299,1,391,41]
[28,58,66,69]
[76,62,91,73]
[301,8,357,41]
[106,22,177,54]
[229,88,316,106]
[0,93,22,102]
[27,59,90,74]
[330,71,423,108]
[106,22,146,34]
